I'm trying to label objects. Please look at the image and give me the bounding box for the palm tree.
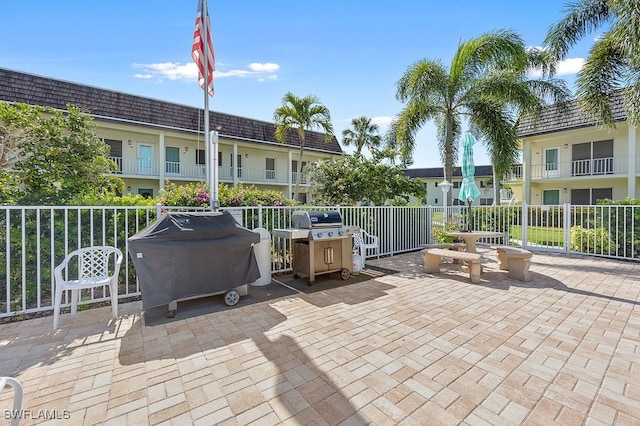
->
[391,29,569,205]
[274,92,334,202]
[341,116,382,156]
[544,0,640,127]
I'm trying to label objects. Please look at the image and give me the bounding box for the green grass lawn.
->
[509,225,564,246]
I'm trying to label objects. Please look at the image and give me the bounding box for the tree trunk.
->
[293,131,305,202]
[443,115,455,221]
[492,167,502,206]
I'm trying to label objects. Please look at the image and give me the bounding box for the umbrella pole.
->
[467,199,473,231]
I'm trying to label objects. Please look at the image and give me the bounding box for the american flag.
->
[192,0,215,96]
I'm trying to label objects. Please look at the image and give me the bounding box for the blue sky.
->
[1,0,593,169]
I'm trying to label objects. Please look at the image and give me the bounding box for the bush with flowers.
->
[217,183,295,207]
[431,221,463,243]
[156,181,296,208]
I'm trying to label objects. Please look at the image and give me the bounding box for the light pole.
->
[440,179,452,224]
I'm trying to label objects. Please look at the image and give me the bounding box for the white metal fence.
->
[2,204,638,318]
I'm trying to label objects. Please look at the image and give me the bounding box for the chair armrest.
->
[361,230,379,246]
[54,250,80,284]
[110,249,124,280]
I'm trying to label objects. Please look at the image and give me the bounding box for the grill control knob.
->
[328,231,334,237]
[316,232,323,238]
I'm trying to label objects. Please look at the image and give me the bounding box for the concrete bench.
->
[492,246,533,281]
[422,248,482,283]
[419,243,467,250]
[419,243,467,263]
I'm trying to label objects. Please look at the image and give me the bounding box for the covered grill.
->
[128,211,260,315]
[274,210,352,285]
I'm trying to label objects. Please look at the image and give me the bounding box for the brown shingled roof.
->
[516,90,627,137]
[0,68,343,155]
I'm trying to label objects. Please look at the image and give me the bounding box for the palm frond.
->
[576,34,627,126]
[544,0,611,60]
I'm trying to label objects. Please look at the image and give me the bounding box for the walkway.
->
[1,249,639,425]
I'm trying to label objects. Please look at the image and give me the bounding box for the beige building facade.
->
[511,91,638,205]
[0,68,343,202]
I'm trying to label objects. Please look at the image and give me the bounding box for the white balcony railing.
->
[504,157,627,181]
[109,158,301,184]
[109,157,159,176]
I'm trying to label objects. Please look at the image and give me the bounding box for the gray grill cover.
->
[128,211,260,309]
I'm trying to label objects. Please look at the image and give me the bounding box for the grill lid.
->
[292,210,343,229]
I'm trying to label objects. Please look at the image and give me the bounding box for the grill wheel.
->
[224,290,240,306]
[340,268,350,280]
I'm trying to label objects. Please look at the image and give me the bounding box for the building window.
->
[138,188,154,198]
[237,154,242,178]
[295,192,307,204]
[542,189,560,205]
[165,146,180,174]
[572,140,613,176]
[453,181,460,189]
[592,188,613,203]
[104,139,122,172]
[266,158,275,180]
[196,149,205,165]
[137,144,153,175]
[571,188,612,205]
[292,160,307,183]
[544,147,559,178]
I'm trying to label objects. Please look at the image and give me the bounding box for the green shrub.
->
[431,221,463,243]
[155,181,296,208]
[218,184,296,207]
[569,225,617,255]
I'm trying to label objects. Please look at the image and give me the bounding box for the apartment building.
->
[404,165,495,206]
[512,90,638,205]
[0,68,343,202]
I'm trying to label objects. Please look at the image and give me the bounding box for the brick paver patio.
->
[1,249,639,425]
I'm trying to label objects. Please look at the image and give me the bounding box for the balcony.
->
[108,157,314,186]
[219,167,290,184]
[504,156,628,181]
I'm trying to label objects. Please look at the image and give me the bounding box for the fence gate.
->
[521,204,568,253]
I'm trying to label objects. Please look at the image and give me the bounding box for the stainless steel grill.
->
[274,211,352,285]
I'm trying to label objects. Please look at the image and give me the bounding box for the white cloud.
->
[524,45,585,77]
[132,61,279,82]
[248,62,280,72]
[215,69,253,78]
[527,57,585,77]
[258,75,279,82]
[371,116,394,129]
[132,62,197,80]
[555,57,585,75]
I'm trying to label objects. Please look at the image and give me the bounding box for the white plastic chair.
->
[0,377,23,426]
[352,229,380,269]
[53,246,123,330]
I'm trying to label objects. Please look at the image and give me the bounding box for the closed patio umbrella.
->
[458,133,481,231]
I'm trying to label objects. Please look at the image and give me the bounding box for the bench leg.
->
[451,247,462,264]
[467,261,481,283]
[422,253,441,273]
[496,250,509,270]
[508,258,531,281]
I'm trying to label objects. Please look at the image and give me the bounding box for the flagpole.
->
[202,0,212,210]
[211,130,219,209]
